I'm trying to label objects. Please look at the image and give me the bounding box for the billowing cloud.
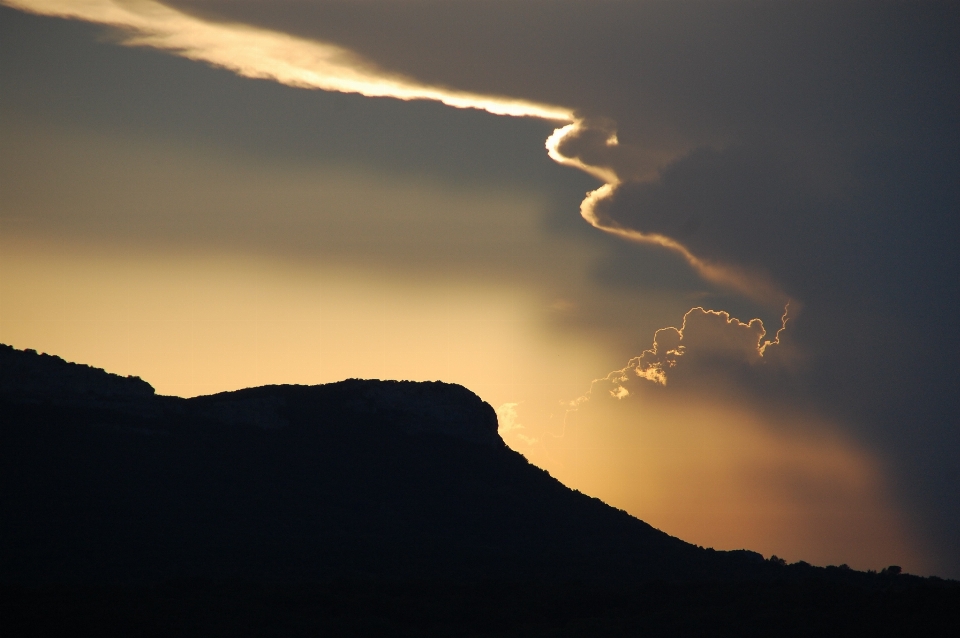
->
[545,120,791,307]
[584,306,789,402]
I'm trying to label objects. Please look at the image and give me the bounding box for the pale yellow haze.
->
[0,0,929,575]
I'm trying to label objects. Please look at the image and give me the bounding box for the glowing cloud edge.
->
[571,304,791,407]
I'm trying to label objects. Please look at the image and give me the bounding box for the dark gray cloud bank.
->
[3,1,958,574]
[167,0,960,575]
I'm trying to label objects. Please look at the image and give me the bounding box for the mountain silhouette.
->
[0,343,751,584]
[1,343,957,636]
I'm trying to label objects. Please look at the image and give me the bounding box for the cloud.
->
[496,402,538,445]
[3,0,572,120]
[2,0,795,305]
[157,0,955,308]
[546,122,792,307]
[587,306,790,404]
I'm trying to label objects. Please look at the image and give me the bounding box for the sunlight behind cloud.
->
[495,305,928,574]
[552,394,925,573]
[496,376,928,574]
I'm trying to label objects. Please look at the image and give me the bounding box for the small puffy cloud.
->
[497,402,538,446]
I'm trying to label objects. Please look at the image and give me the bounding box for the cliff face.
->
[335,379,502,447]
[1,344,762,586]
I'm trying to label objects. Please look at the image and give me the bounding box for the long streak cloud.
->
[5,0,787,305]
[3,0,572,120]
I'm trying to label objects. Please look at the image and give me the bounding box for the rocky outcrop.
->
[326,379,502,447]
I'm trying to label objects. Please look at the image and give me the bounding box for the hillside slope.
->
[1,343,759,585]
[3,344,957,636]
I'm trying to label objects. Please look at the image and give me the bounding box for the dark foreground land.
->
[2,344,958,636]
[5,575,960,637]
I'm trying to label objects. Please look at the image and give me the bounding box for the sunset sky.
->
[1,0,958,578]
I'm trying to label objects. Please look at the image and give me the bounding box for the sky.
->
[1,0,958,577]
